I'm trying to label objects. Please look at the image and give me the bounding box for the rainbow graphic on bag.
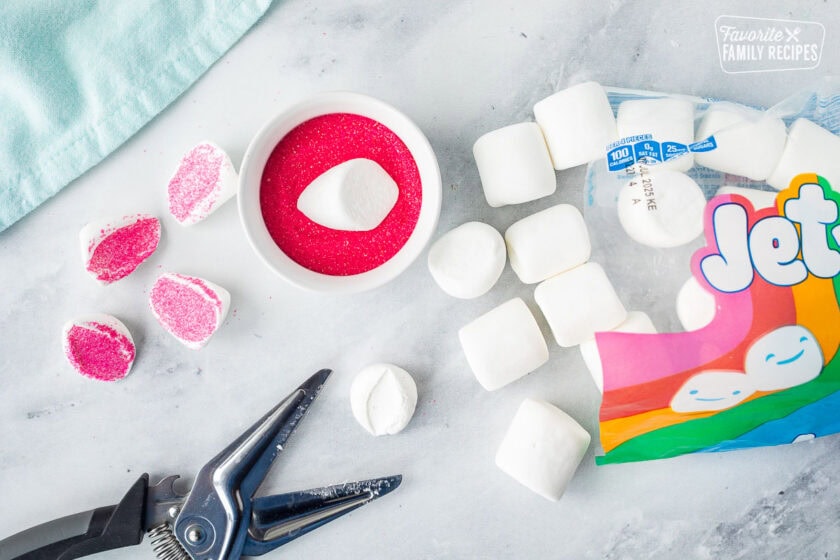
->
[596,174,840,464]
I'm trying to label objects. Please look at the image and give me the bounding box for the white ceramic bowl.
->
[239,92,442,294]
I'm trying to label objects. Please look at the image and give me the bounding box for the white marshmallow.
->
[695,104,786,181]
[472,122,556,207]
[767,118,840,191]
[495,398,591,501]
[297,158,398,231]
[534,81,618,170]
[427,222,506,299]
[168,142,238,226]
[670,371,755,413]
[715,185,777,210]
[579,311,657,393]
[505,204,591,284]
[617,169,706,248]
[617,97,695,171]
[458,298,549,391]
[350,363,418,436]
[676,277,716,331]
[534,262,627,347]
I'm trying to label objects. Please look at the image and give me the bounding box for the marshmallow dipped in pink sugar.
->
[80,214,161,284]
[149,273,230,349]
[167,142,238,225]
[62,314,136,382]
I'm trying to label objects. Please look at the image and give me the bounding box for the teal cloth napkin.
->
[0,0,273,232]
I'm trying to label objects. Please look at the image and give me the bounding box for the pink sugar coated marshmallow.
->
[62,314,136,382]
[80,214,160,284]
[168,142,238,225]
[149,273,230,349]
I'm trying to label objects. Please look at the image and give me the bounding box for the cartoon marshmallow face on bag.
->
[745,325,824,391]
[670,371,756,413]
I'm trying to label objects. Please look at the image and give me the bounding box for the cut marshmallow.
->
[495,398,591,501]
[767,118,840,191]
[617,97,695,171]
[472,122,557,207]
[458,298,549,391]
[80,214,161,284]
[715,185,777,210]
[350,363,418,436]
[149,273,230,349]
[671,371,755,413]
[168,142,238,225]
[62,314,136,382]
[695,104,786,181]
[534,262,627,347]
[579,311,657,392]
[427,222,506,299]
[505,204,591,284]
[297,158,398,231]
[676,277,717,331]
[534,81,618,170]
[617,169,706,248]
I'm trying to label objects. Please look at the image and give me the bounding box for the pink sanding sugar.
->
[63,320,135,382]
[85,216,160,284]
[259,113,423,276]
[168,142,236,225]
[149,273,229,349]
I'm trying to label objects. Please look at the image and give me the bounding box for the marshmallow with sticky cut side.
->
[535,262,627,347]
[579,311,657,393]
[350,363,418,436]
[149,273,230,349]
[534,81,618,170]
[715,185,778,210]
[62,314,136,382]
[617,97,695,171]
[505,204,591,284]
[473,122,557,207]
[458,298,549,391]
[495,398,591,501]
[297,158,398,231]
[676,277,717,331]
[695,104,786,181]
[767,118,840,191]
[427,222,506,299]
[168,142,238,225]
[80,214,160,284]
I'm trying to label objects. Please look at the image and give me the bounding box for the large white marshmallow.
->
[505,204,591,284]
[670,371,755,413]
[458,298,549,391]
[579,311,656,393]
[617,97,695,171]
[767,118,840,191]
[297,158,398,231]
[534,81,618,170]
[473,122,557,207]
[695,104,786,181]
[715,185,778,210]
[427,222,506,299]
[495,398,591,501]
[617,169,706,248]
[534,262,627,347]
[745,325,823,391]
[350,363,418,436]
[676,277,716,331]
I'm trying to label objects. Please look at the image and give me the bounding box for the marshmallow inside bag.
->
[149,273,230,349]
[472,122,557,207]
[676,277,717,331]
[427,222,506,299]
[458,298,549,391]
[534,262,627,347]
[767,118,840,191]
[695,104,787,181]
[617,169,706,248]
[168,142,238,226]
[350,363,418,436]
[495,398,591,501]
[62,314,135,382]
[297,158,399,231]
[617,97,695,171]
[534,81,619,170]
[715,185,778,210]
[579,311,657,393]
[670,371,755,413]
[80,214,161,284]
[505,204,591,284]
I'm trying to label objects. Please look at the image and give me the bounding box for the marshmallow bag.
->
[583,82,840,464]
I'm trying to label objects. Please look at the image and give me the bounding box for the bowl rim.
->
[238,91,442,294]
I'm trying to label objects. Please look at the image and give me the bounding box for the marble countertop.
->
[3,1,840,558]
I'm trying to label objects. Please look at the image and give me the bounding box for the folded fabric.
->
[0,0,273,232]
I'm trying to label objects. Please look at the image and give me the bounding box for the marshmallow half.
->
[168,142,238,225]
[350,363,418,436]
[149,273,230,349]
[62,314,135,382]
[80,214,161,284]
